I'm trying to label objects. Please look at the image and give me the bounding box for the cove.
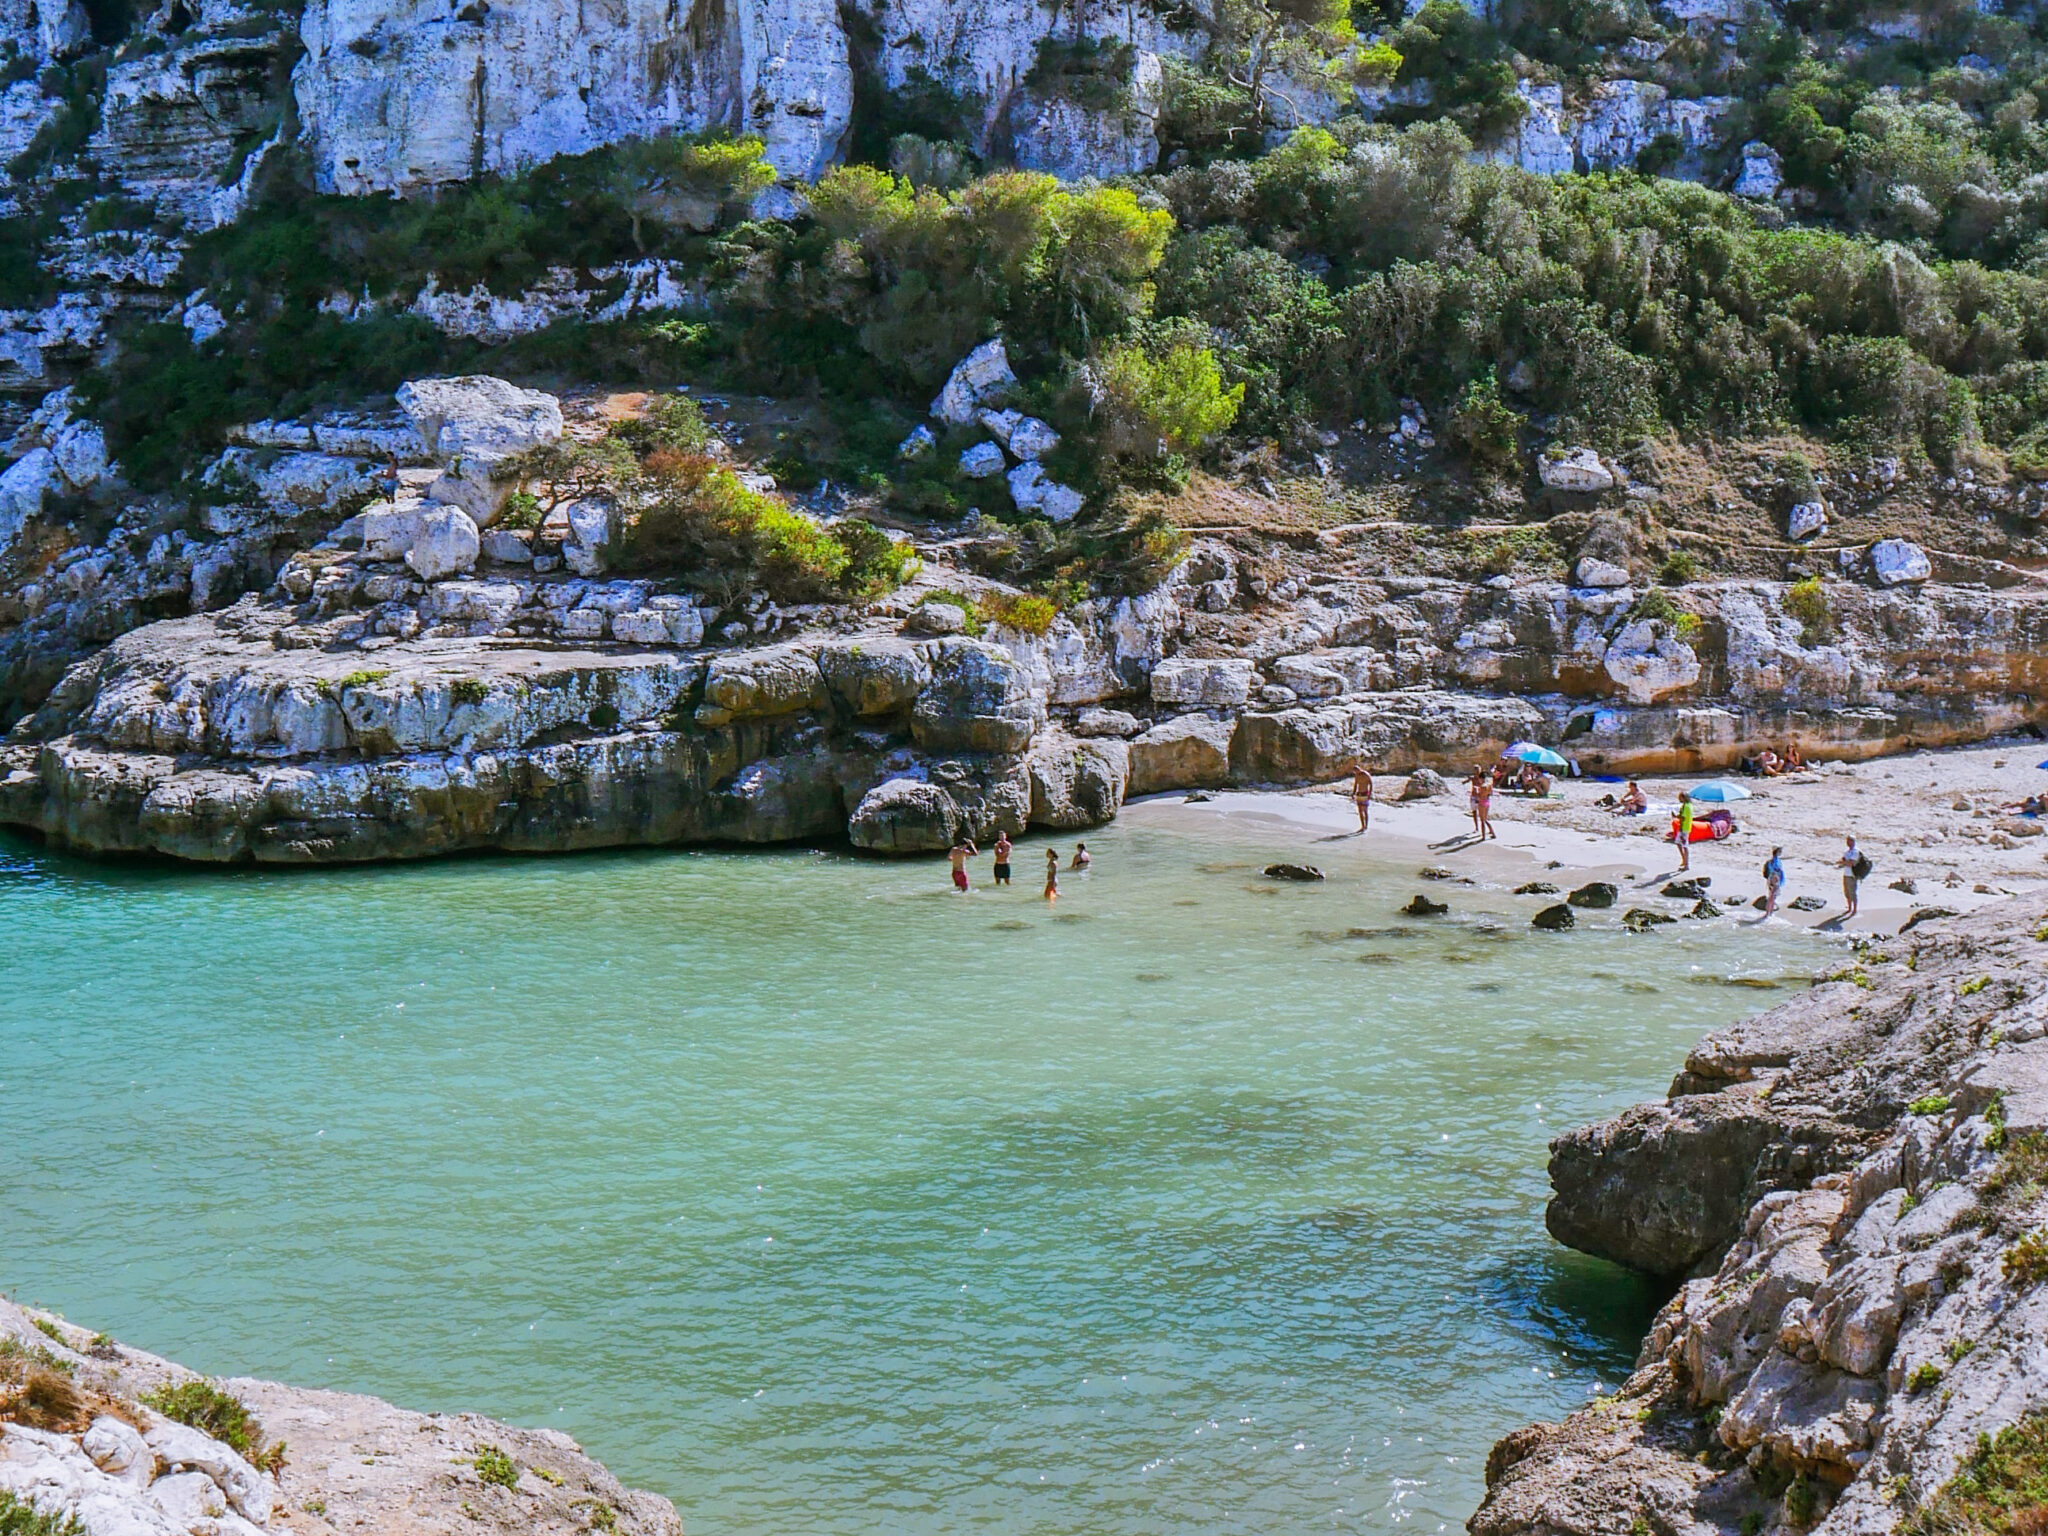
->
[0,817,1822,1533]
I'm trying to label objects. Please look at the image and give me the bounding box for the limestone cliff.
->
[0,1295,679,1536]
[1473,900,2048,1535]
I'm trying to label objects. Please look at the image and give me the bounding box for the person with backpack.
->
[1839,836,1870,919]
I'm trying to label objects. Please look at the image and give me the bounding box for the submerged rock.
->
[1403,893,1448,916]
[1263,863,1324,882]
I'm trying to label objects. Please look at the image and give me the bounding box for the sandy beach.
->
[1122,735,2048,936]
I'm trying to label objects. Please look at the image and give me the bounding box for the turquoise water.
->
[0,816,1821,1533]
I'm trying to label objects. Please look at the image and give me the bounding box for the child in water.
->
[1070,842,1090,870]
[1043,847,1060,901]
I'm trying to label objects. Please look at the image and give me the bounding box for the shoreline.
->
[1122,735,2048,935]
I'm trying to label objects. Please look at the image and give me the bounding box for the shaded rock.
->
[1403,894,1448,916]
[1569,881,1619,908]
[1419,866,1455,880]
[1789,895,1826,912]
[699,644,825,724]
[1027,734,1128,829]
[846,777,958,853]
[1516,881,1559,895]
[1624,907,1676,932]
[959,441,1005,479]
[1663,878,1711,898]
[1072,707,1140,738]
[1127,713,1232,795]
[906,598,968,636]
[1687,898,1723,919]
[1263,863,1324,882]
[817,637,930,717]
[1532,902,1577,931]
[912,639,1041,754]
[1897,906,1959,934]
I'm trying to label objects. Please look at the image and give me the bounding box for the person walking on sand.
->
[1763,846,1785,916]
[1467,767,1485,837]
[992,831,1013,887]
[1350,762,1374,833]
[1043,847,1060,901]
[1839,835,1867,920]
[1070,842,1090,870]
[949,835,979,893]
[1473,770,1497,841]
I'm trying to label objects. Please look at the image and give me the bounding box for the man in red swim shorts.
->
[948,835,978,891]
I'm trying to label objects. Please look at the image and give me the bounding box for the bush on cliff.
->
[1901,1409,2048,1536]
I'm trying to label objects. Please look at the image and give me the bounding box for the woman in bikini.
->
[1043,847,1060,901]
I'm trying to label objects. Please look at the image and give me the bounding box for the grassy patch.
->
[2005,1229,2048,1287]
[1910,1094,1953,1116]
[1903,1411,2048,1536]
[474,1446,518,1488]
[337,668,390,690]
[450,679,490,706]
[142,1380,285,1472]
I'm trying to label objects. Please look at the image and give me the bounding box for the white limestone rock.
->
[1733,140,1783,199]
[1007,416,1060,461]
[1007,461,1083,521]
[897,424,935,459]
[561,499,614,578]
[1011,49,1162,179]
[1788,500,1827,541]
[1574,557,1633,589]
[143,1417,272,1523]
[1600,618,1702,704]
[931,339,1017,425]
[149,1469,228,1527]
[395,376,563,526]
[1541,448,1615,493]
[1150,656,1254,707]
[404,506,481,581]
[1871,539,1931,586]
[359,504,423,562]
[79,1419,153,1491]
[0,446,56,555]
[428,578,522,628]
[1127,712,1233,795]
[1499,81,1574,175]
[960,441,1006,479]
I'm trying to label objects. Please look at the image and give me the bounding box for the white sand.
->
[1122,737,2048,936]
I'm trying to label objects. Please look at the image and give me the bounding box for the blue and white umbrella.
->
[1690,780,1752,803]
[1502,742,1569,769]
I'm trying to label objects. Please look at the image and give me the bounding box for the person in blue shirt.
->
[1763,847,1786,916]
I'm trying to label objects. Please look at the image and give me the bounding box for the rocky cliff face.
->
[0,1295,679,1536]
[1474,899,2048,1535]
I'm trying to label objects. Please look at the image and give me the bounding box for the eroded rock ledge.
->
[0,1296,678,1536]
[1474,900,2048,1535]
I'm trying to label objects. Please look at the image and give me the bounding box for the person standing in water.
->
[1349,763,1374,833]
[1070,842,1090,870]
[948,835,979,893]
[991,831,1013,886]
[1763,846,1785,916]
[1043,847,1060,901]
[1673,791,1694,872]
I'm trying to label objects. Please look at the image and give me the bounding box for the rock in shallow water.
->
[1531,902,1576,930]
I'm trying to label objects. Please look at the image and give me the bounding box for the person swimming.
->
[1070,842,1090,870]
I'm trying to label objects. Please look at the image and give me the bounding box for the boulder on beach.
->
[1516,881,1559,895]
[1623,908,1676,932]
[1400,767,1448,801]
[1568,882,1619,909]
[1532,903,1576,931]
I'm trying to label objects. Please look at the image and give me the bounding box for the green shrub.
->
[142,1380,284,1472]
[1091,341,1244,462]
[450,679,490,706]
[979,591,1059,636]
[1909,1094,1952,1116]
[473,1446,518,1488]
[1783,577,1832,643]
[2006,1229,2048,1287]
[1447,370,1524,471]
[1907,1361,1944,1393]
[1783,1471,1823,1527]
[337,669,391,689]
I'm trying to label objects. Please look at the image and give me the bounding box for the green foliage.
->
[450,679,490,706]
[1090,340,1244,468]
[337,668,390,689]
[1910,1093,1953,1115]
[1025,36,1137,114]
[1659,550,1698,585]
[1447,369,1524,471]
[1784,577,1832,643]
[1902,1411,2048,1536]
[2007,1229,2048,1287]
[142,1380,285,1472]
[473,1447,519,1488]
[1388,2,1525,138]
[31,1319,62,1344]
[1907,1361,1944,1393]
[0,1490,83,1536]
[1783,1471,1823,1528]
[979,590,1060,636]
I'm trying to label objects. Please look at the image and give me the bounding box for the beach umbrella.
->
[1690,780,1752,803]
[1503,743,1569,768]
[2038,758,2048,770]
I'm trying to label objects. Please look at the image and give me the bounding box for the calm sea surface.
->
[0,817,1823,1533]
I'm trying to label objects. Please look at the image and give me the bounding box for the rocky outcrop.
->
[1477,898,2048,1535]
[0,1296,679,1536]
